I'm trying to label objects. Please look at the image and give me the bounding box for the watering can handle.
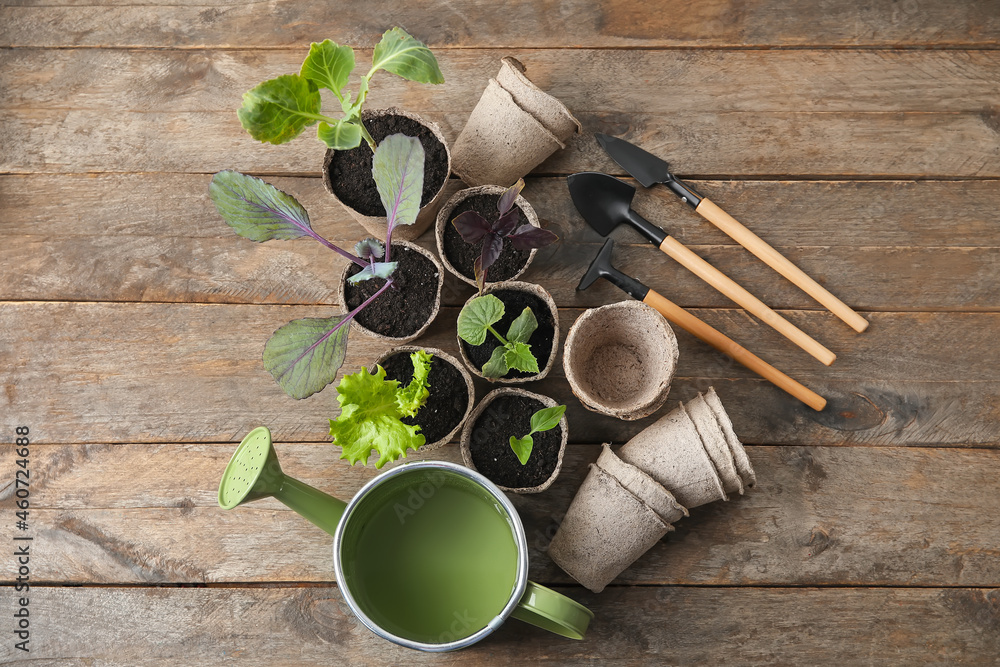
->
[509,581,594,640]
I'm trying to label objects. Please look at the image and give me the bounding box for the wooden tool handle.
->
[696,198,869,333]
[642,290,827,411]
[658,236,837,366]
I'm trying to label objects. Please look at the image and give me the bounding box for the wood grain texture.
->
[1,0,998,48]
[5,48,1000,114]
[1,174,997,310]
[4,108,997,178]
[5,174,999,246]
[3,0,999,660]
[2,48,998,178]
[0,586,997,665]
[2,302,999,446]
[3,443,999,588]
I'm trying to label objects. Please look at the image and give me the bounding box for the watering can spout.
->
[218,426,346,536]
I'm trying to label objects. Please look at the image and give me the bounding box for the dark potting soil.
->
[327,114,449,217]
[469,394,562,489]
[379,351,469,446]
[461,288,555,379]
[344,244,439,338]
[441,193,531,282]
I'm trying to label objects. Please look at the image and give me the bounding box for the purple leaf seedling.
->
[451,179,558,291]
[209,133,424,399]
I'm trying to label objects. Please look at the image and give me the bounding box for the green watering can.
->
[218,427,594,652]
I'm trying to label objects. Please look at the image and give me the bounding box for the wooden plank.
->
[6,232,996,311]
[0,586,997,665]
[5,48,1000,114]
[1,174,998,310]
[1,302,998,446]
[4,108,997,178]
[4,174,1000,248]
[1,0,998,48]
[4,443,999,588]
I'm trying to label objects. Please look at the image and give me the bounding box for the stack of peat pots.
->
[548,388,755,593]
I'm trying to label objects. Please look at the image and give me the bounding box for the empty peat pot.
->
[370,346,475,452]
[452,57,581,187]
[548,464,672,594]
[218,427,592,651]
[322,107,452,241]
[338,241,444,342]
[563,301,678,420]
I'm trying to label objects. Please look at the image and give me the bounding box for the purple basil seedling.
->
[451,179,558,291]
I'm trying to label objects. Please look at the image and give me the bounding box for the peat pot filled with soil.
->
[370,346,475,451]
[323,107,452,241]
[338,241,444,342]
[461,388,568,494]
[435,185,541,287]
[458,281,560,383]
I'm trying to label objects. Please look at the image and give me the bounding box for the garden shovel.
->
[595,133,869,333]
[578,238,827,411]
[568,172,836,366]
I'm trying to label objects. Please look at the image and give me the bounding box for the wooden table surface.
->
[2,1,999,664]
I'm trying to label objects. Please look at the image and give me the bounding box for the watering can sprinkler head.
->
[218,426,345,535]
[218,426,285,509]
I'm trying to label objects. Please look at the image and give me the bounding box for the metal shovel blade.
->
[567,172,638,237]
[595,133,672,188]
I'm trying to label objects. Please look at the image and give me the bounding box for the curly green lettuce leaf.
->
[330,365,425,468]
[237,74,322,145]
[457,294,505,346]
[370,27,444,84]
[263,315,350,399]
[396,350,433,417]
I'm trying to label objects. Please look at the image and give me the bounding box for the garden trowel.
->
[595,133,868,333]
[567,171,836,366]
[578,239,827,411]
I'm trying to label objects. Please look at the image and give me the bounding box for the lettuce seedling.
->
[457,294,540,379]
[330,350,433,468]
[509,405,567,465]
[238,27,444,151]
[209,133,424,399]
[451,179,558,291]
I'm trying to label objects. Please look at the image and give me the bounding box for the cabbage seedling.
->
[238,27,443,151]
